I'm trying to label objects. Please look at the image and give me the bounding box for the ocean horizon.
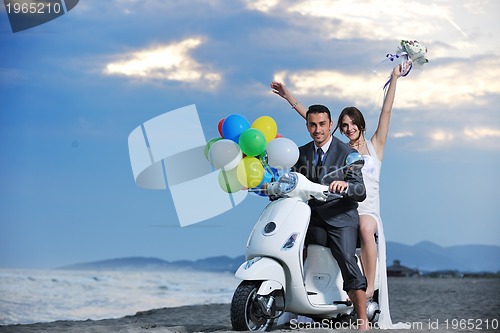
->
[0,268,239,326]
[1,268,499,328]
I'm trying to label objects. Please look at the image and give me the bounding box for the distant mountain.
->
[386,241,500,273]
[61,257,172,271]
[61,255,246,273]
[61,241,500,273]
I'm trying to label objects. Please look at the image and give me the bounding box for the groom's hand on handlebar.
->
[329,180,348,194]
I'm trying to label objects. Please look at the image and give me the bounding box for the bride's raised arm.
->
[371,62,407,161]
[270,81,307,120]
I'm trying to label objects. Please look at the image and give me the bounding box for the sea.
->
[1,268,500,329]
[0,268,240,326]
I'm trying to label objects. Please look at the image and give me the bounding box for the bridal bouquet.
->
[382,39,428,88]
[398,39,428,67]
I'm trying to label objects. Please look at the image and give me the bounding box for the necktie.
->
[316,147,323,167]
[315,147,323,182]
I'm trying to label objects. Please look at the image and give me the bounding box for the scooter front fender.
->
[235,257,285,295]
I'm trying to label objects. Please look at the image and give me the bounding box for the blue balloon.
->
[250,164,274,197]
[257,167,273,187]
[222,114,250,143]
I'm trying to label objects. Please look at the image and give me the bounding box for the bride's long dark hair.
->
[333,106,366,138]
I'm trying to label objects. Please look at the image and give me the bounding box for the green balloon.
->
[238,128,267,157]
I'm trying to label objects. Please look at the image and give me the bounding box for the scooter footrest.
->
[307,291,318,295]
[333,301,352,306]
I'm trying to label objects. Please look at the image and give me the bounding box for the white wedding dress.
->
[358,140,409,329]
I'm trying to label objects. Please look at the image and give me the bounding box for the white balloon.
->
[266,138,299,169]
[208,139,242,170]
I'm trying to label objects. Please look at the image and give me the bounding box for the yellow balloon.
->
[252,116,278,143]
[236,156,264,188]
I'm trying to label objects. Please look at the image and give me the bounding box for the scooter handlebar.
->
[325,191,345,200]
[264,182,281,197]
[265,173,346,202]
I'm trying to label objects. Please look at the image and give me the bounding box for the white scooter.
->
[230,153,380,331]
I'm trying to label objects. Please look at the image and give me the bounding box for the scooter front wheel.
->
[230,280,276,331]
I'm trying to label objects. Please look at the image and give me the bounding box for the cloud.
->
[246,0,440,40]
[431,2,468,38]
[387,57,500,110]
[430,130,454,143]
[416,126,500,151]
[394,126,500,151]
[75,0,243,18]
[246,0,499,60]
[391,131,414,139]
[464,127,500,140]
[245,0,279,12]
[273,69,389,108]
[273,56,500,109]
[378,126,499,152]
[273,57,500,151]
[289,0,439,40]
[258,0,499,153]
[103,38,221,89]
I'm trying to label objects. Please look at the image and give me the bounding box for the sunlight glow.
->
[431,130,454,142]
[104,38,221,88]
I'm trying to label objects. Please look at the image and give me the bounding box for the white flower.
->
[398,40,429,67]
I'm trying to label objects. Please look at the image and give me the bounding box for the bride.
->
[270,62,409,329]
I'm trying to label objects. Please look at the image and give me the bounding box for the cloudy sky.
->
[1,0,499,268]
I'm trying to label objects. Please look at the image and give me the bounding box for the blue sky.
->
[1,0,499,269]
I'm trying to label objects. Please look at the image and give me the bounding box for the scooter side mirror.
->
[346,152,364,170]
[320,152,365,185]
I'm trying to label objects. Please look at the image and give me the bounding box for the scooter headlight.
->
[276,173,298,194]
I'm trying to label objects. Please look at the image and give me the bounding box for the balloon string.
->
[259,154,276,181]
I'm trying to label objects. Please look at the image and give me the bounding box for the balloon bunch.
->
[204,114,299,194]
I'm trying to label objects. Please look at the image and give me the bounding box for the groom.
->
[293,104,369,330]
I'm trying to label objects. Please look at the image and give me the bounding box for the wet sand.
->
[1,278,499,332]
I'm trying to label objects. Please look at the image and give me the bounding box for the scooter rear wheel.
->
[230,280,275,331]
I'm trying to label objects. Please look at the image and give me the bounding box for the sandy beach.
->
[1,278,499,333]
[0,302,497,333]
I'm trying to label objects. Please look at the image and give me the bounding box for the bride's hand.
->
[270,81,289,99]
[393,61,411,78]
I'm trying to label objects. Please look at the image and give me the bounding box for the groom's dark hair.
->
[306,104,332,122]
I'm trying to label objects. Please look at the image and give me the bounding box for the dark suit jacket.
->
[292,135,366,227]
